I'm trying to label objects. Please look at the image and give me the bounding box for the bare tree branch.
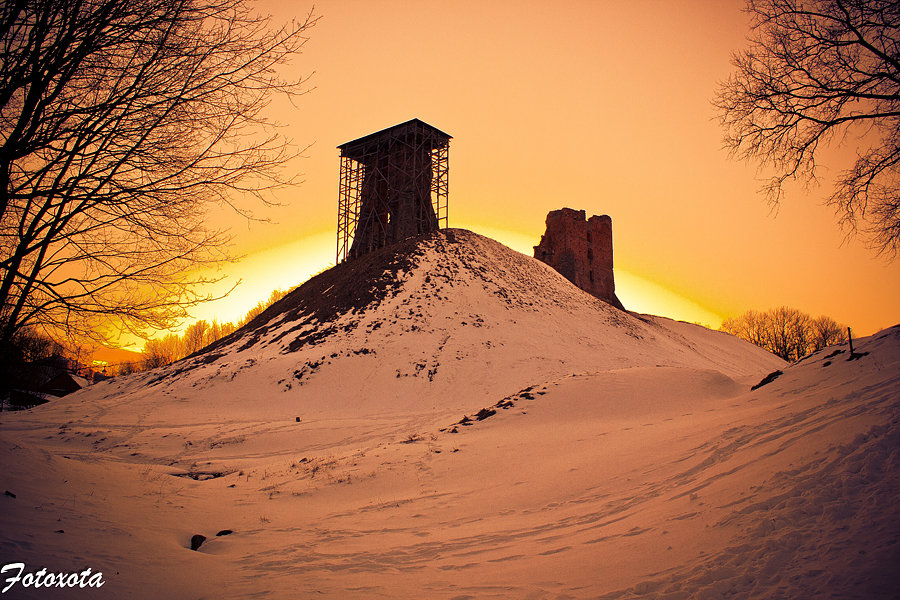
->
[715,0,900,257]
[0,0,317,357]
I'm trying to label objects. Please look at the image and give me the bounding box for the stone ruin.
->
[534,208,624,310]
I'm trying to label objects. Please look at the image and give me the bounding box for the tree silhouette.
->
[721,307,847,361]
[0,0,315,359]
[715,0,900,257]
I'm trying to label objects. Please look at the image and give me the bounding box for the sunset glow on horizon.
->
[180,224,726,345]
[151,0,898,347]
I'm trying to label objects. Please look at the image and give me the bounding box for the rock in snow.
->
[0,229,897,599]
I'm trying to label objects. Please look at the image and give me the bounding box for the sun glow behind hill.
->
[186,230,336,329]
[183,225,725,340]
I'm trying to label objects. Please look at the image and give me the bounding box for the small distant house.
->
[39,372,90,397]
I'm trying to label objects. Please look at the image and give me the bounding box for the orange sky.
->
[171,0,899,347]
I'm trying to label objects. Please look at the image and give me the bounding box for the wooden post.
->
[847,326,854,355]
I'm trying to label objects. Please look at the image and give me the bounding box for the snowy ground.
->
[1,230,897,599]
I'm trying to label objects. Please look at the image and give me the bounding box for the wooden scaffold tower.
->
[337,119,450,262]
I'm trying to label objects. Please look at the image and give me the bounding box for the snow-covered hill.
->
[1,229,896,599]
[1,230,783,464]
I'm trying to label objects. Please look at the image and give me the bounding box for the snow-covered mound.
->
[2,230,782,465]
[0,322,896,598]
[0,228,896,599]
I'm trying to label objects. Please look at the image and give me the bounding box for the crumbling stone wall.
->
[534,208,624,309]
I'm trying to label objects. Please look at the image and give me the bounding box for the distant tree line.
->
[7,327,65,364]
[0,286,290,387]
[137,320,239,371]
[720,307,847,362]
[135,289,288,372]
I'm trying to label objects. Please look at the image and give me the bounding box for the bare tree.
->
[721,306,848,360]
[0,0,315,362]
[141,333,182,369]
[715,0,900,256]
[182,319,209,356]
[767,306,812,362]
[205,319,236,345]
[134,287,282,370]
[811,314,846,347]
[9,327,64,363]
[237,287,287,327]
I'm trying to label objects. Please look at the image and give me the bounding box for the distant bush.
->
[720,307,846,362]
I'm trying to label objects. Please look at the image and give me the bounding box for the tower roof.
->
[338,119,451,159]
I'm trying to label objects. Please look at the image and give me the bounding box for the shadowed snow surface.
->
[0,229,896,599]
